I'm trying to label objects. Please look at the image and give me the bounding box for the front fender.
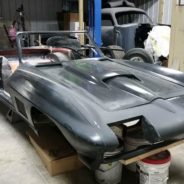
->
[6,67,119,165]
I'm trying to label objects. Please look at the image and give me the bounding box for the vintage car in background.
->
[0,31,184,169]
[101,7,155,63]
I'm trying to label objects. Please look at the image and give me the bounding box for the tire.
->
[103,45,125,59]
[46,36,81,50]
[123,48,154,64]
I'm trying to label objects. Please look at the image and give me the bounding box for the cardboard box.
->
[28,128,83,176]
[57,12,79,30]
[70,22,80,31]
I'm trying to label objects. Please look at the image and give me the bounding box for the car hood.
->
[38,58,184,112]
[10,58,184,143]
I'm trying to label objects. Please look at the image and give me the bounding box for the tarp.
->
[144,26,171,58]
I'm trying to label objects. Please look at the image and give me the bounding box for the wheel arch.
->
[30,106,64,134]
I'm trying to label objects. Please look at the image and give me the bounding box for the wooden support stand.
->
[120,139,184,165]
[27,128,83,176]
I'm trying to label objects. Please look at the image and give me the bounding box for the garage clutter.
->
[138,151,171,184]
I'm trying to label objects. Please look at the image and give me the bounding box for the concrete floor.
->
[0,104,184,184]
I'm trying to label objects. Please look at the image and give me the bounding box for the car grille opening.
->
[106,118,151,157]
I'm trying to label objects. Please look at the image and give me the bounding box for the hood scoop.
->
[65,63,140,86]
[104,73,157,101]
[103,73,141,83]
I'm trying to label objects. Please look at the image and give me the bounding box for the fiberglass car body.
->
[0,31,184,169]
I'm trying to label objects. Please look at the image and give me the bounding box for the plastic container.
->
[95,162,122,184]
[137,150,171,184]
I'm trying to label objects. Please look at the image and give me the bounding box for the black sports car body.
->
[0,31,184,169]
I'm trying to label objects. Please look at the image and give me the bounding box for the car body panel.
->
[6,58,184,142]
[1,31,184,169]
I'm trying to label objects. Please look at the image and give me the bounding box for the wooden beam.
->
[79,0,84,31]
[168,0,184,71]
[120,139,184,165]
[78,0,84,44]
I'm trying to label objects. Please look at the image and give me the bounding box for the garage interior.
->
[0,0,184,184]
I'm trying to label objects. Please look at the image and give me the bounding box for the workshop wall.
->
[1,0,63,30]
[130,0,159,24]
[0,0,172,30]
[131,0,172,25]
[162,0,172,25]
[105,0,172,25]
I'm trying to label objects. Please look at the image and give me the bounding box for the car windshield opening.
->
[16,31,104,65]
[116,11,151,25]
